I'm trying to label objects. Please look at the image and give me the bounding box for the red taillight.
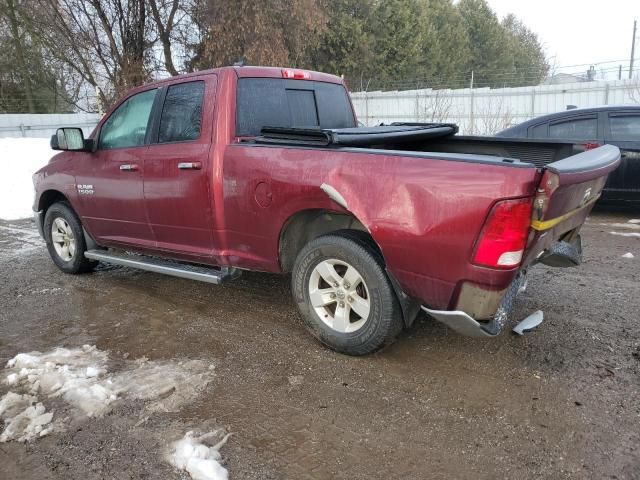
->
[584,142,600,150]
[473,198,533,269]
[282,68,310,80]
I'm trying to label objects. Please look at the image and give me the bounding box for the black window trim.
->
[97,87,160,151]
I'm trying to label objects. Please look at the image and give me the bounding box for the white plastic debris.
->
[168,431,232,480]
[513,310,544,336]
[622,252,634,259]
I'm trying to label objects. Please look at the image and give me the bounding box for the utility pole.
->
[469,71,475,135]
[630,19,637,79]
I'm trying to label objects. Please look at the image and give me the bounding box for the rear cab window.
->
[235,78,355,136]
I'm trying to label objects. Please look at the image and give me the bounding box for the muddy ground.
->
[0,210,639,479]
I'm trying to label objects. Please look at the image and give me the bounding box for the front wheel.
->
[43,202,96,274]
[292,232,403,355]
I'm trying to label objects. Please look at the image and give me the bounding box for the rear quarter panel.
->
[220,145,540,309]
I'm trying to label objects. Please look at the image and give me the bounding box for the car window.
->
[286,89,319,128]
[529,123,548,138]
[99,89,157,150]
[548,116,597,140]
[236,78,355,136]
[609,114,640,141]
[158,81,205,143]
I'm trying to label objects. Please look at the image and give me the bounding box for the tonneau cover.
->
[256,123,458,147]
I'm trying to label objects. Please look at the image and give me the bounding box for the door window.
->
[609,114,640,141]
[158,81,205,143]
[99,89,157,149]
[529,123,548,138]
[548,116,597,140]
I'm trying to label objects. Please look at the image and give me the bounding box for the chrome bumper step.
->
[84,250,240,285]
[422,271,527,337]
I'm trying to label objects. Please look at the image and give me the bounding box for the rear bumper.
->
[33,209,45,239]
[422,271,526,337]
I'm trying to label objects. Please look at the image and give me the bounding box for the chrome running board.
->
[84,250,240,285]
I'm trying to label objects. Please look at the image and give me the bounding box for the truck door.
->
[143,77,216,260]
[74,88,158,247]
[604,112,640,202]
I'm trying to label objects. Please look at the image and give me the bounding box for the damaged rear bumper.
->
[422,271,526,337]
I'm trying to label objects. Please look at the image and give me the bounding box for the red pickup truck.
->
[33,66,620,355]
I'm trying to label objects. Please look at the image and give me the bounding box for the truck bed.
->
[256,124,583,168]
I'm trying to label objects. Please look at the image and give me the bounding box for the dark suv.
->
[497,105,640,205]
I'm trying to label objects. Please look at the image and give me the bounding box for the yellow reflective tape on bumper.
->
[530,195,600,231]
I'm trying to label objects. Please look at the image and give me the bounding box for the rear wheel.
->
[292,232,402,355]
[43,202,96,274]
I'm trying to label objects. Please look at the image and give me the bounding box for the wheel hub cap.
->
[308,259,370,333]
[51,217,76,262]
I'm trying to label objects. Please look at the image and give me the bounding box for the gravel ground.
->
[0,209,639,479]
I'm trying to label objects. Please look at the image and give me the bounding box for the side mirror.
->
[51,128,93,151]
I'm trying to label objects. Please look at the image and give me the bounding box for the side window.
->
[609,114,640,141]
[529,123,548,138]
[548,116,597,140]
[158,81,205,143]
[99,89,157,149]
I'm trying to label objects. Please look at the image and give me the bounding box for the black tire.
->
[292,232,403,355]
[43,202,97,274]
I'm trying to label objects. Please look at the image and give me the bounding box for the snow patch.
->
[622,252,635,259]
[0,392,53,442]
[610,231,640,238]
[1,345,215,442]
[629,219,640,224]
[0,138,54,220]
[609,222,640,230]
[167,430,232,480]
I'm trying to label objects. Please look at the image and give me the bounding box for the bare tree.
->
[419,89,454,123]
[477,96,514,135]
[28,0,199,110]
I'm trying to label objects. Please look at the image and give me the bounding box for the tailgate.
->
[522,144,621,266]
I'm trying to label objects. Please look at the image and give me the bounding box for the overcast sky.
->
[487,0,639,77]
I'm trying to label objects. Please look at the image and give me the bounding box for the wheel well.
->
[38,190,69,214]
[279,210,380,272]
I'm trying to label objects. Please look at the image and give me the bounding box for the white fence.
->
[0,113,101,138]
[350,79,640,135]
[3,79,640,138]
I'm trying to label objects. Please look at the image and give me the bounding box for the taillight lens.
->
[282,68,310,80]
[473,198,533,269]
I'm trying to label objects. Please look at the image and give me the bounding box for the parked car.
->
[497,106,640,205]
[33,66,620,355]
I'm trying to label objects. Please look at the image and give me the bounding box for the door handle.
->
[178,162,202,170]
[119,164,139,171]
